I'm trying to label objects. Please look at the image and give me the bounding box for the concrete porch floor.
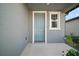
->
[21,43,73,56]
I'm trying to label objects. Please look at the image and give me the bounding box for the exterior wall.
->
[47,12,65,43]
[28,11,65,43]
[66,19,79,36]
[0,4,29,56]
[28,11,32,43]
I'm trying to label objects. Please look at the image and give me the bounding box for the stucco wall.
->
[47,12,65,43]
[28,11,32,43]
[28,11,65,43]
[66,19,79,36]
[0,4,29,56]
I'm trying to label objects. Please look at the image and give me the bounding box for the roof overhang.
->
[66,17,79,22]
[25,3,79,13]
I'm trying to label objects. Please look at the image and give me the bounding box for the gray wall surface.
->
[47,12,65,43]
[28,11,32,43]
[66,19,79,36]
[0,4,29,56]
[28,11,65,43]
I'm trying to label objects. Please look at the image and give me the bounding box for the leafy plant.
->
[77,37,79,43]
[66,49,76,56]
[66,35,73,44]
[66,35,79,44]
[72,36,79,44]
[66,49,79,56]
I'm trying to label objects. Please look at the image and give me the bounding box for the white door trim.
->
[32,11,47,44]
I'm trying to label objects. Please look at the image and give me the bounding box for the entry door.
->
[34,13,45,43]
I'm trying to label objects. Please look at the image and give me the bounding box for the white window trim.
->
[49,12,61,30]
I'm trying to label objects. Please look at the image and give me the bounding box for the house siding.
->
[28,11,65,43]
[47,12,65,43]
[66,18,79,36]
[0,4,29,56]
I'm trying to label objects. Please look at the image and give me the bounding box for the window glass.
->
[51,22,57,28]
[51,14,58,20]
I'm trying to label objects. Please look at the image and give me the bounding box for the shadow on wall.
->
[0,4,29,56]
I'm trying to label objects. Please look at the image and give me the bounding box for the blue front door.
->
[34,13,45,42]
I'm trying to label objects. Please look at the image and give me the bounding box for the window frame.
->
[49,12,61,30]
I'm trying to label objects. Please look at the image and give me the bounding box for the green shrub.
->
[66,49,79,56]
[66,49,76,56]
[66,36,73,44]
[77,36,79,43]
[72,36,79,44]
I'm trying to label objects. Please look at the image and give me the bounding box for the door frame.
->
[32,11,47,44]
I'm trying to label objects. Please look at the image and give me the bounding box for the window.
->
[65,7,79,20]
[49,12,60,30]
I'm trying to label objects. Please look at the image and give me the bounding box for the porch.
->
[21,43,73,56]
[0,3,79,56]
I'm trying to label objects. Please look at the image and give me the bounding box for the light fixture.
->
[46,3,50,5]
